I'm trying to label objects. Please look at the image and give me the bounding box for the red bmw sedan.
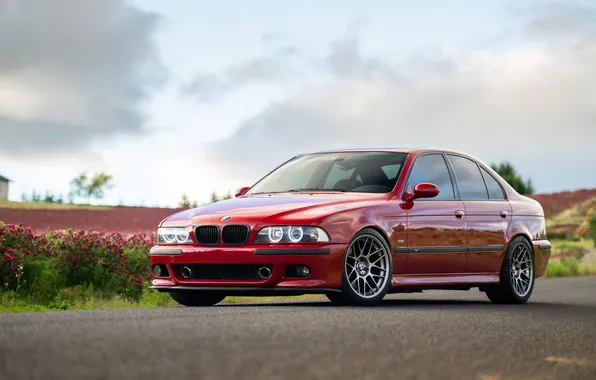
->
[149,148,551,306]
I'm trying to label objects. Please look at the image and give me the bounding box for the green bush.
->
[0,223,154,306]
[589,215,596,247]
[546,258,596,277]
[546,259,580,277]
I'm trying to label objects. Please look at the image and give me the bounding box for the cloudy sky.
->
[1,0,595,207]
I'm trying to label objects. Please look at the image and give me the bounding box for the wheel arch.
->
[352,224,392,251]
[506,233,535,256]
[506,218,537,258]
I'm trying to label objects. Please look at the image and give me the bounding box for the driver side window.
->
[407,154,455,200]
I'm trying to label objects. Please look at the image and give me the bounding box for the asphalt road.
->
[1,276,596,380]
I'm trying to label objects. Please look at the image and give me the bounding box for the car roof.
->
[303,147,467,156]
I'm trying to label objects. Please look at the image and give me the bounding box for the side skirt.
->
[389,273,500,293]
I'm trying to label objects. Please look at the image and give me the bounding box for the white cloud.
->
[200,7,596,193]
[0,0,165,157]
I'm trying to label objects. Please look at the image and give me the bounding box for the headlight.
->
[255,226,330,243]
[157,227,193,244]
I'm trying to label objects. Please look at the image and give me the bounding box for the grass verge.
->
[544,258,596,277]
[0,288,325,314]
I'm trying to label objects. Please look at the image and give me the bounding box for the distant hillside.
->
[1,188,595,235]
[529,189,596,218]
[0,204,184,234]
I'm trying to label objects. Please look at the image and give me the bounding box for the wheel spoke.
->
[370,254,384,265]
[365,239,374,256]
[371,264,384,271]
[347,247,356,260]
[369,248,383,259]
[348,267,357,279]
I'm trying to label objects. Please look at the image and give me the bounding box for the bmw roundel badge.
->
[221,216,231,221]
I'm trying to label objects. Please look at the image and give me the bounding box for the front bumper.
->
[148,243,348,291]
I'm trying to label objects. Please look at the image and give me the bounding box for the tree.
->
[69,172,113,204]
[203,190,233,205]
[209,191,219,204]
[179,193,198,208]
[490,161,535,195]
[21,190,63,204]
[30,190,41,203]
[589,215,596,247]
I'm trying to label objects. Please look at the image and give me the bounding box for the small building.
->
[0,174,9,201]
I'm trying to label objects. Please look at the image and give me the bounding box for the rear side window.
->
[407,154,455,200]
[480,166,506,200]
[447,155,489,200]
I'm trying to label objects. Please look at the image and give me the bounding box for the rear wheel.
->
[169,291,226,306]
[485,236,535,304]
[327,228,393,306]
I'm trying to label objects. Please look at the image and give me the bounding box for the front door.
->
[404,153,467,274]
[445,154,511,273]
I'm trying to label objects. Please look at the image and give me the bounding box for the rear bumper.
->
[532,239,552,278]
[148,243,348,290]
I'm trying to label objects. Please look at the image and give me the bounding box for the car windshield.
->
[246,151,408,195]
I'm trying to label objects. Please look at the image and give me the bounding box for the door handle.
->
[500,210,508,218]
[455,210,465,218]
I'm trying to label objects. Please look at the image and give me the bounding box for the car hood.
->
[160,193,384,227]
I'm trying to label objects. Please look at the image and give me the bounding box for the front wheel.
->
[485,236,535,304]
[327,228,393,306]
[169,290,226,306]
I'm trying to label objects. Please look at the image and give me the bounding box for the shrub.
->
[546,258,596,277]
[589,215,596,247]
[0,223,155,304]
[546,259,580,277]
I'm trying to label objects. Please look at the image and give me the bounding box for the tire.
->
[485,236,535,304]
[169,290,226,306]
[327,228,393,306]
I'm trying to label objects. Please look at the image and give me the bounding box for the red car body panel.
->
[149,148,551,293]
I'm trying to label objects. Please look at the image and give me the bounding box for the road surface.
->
[1,276,596,380]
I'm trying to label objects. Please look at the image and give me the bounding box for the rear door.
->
[445,154,511,273]
[404,153,467,274]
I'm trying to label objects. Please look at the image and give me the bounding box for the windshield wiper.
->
[248,189,348,195]
[286,188,347,192]
[246,191,286,195]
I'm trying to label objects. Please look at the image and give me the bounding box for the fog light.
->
[152,264,162,277]
[286,264,311,278]
[298,265,311,277]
